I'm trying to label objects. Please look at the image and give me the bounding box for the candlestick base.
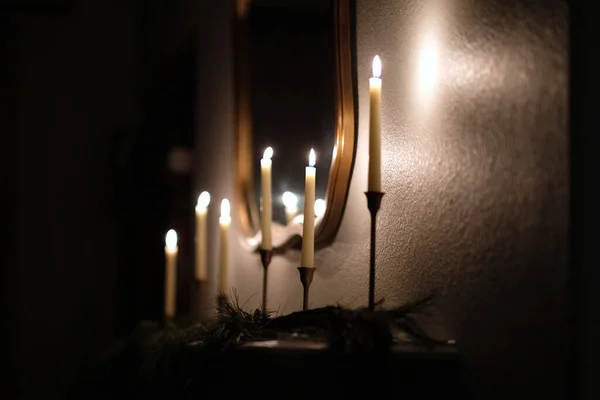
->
[259,248,273,311]
[297,267,315,311]
[365,191,385,311]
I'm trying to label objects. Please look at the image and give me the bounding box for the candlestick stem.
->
[297,267,315,311]
[365,191,384,310]
[259,249,273,311]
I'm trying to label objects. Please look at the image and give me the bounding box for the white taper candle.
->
[164,229,178,320]
[368,55,382,192]
[218,199,231,295]
[301,149,316,268]
[195,191,210,281]
[260,147,273,249]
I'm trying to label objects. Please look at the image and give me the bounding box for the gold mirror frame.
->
[234,0,356,249]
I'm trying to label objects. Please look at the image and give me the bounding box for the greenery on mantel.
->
[70,293,442,397]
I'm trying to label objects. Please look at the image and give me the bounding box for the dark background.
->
[2,0,200,397]
[0,0,596,399]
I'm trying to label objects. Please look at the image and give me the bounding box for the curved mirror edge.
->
[234,0,357,253]
[238,215,327,253]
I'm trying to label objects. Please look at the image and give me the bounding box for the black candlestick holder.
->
[365,191,384,311]
[297,266,315,311]
[259,248,273,311]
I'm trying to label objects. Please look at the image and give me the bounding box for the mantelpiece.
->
[164,341,463,398]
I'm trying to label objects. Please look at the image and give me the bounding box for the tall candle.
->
[301,149,316,268]
[368,55,382,192]
[164,229,178,320]
[195,191,210,281]
[260,147,273,249]
[218,199,231,295]
[282,191,298,224]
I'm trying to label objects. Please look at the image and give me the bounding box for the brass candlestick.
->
[259,248,273,311]
[297,266,315,311]
[365,191,384,310]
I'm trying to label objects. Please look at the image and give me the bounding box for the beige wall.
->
[195,0,568,398]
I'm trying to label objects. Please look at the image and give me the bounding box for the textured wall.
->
[195,0,568,397]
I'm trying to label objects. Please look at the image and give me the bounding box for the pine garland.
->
[70,294,441,398]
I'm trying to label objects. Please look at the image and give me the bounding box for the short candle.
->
[164,229,178,320]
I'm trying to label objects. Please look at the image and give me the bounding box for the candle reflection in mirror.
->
[301,149,316,268]
[260,147,273,249]
[282,191,298,224]
[314,198,326,218]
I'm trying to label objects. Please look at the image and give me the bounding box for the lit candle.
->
[218,199,231,295]
[301,149,316,268]
[314,198,326,218]
[164,229,178,320]
[368,55,382,192]
[195,191,210,281]
[260,147,273,249]
[282,191,298,224]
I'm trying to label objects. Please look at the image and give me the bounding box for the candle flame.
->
[165,229,178,250]
[282,191,298,210]
[197,191,210,209]
[372,55,382,78]
[221,198,230,218]
[314,198,326,218]
[263,146,273,160]
[308,149,316,167]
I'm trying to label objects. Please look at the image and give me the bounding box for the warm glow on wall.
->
[409,2,446,125]
[416,32,439,100]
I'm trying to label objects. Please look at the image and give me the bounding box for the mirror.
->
[234,0,356,249]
